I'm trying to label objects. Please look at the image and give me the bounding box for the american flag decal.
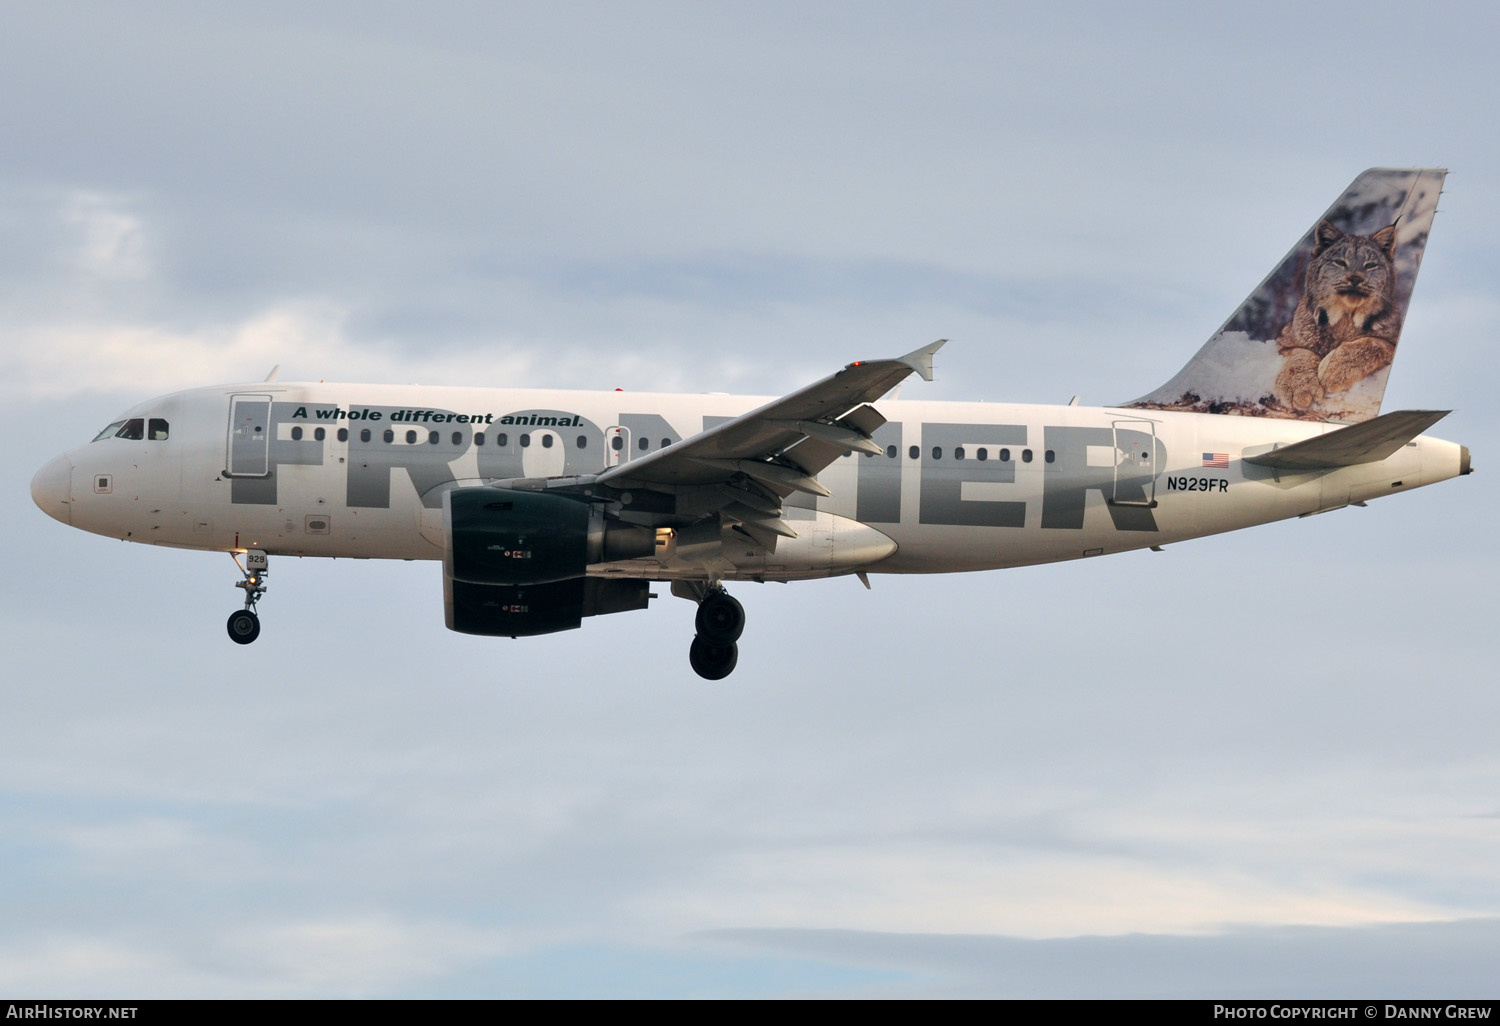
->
[1202,452,1229,468]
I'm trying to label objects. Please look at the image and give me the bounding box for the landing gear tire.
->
[695,591,745,645]
[227,609,261,645]
[689,636,738,680]
[229,549,268,645]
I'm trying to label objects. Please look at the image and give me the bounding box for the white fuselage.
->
[32,381,1468,582]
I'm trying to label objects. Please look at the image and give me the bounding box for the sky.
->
[3,0,1499,998]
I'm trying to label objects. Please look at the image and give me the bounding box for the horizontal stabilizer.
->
[1243,409,1449,470]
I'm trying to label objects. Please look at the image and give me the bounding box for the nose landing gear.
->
[227,549,268,645]
[690,587,744,680]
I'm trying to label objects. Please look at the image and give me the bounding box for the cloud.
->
[5,302,371,399]
[63,192,151,280]
[0,937,171,997]
[705,918,1500,997]
[222,915,517,997]
[0,916,516,998]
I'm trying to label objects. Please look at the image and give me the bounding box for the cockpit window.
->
[115,419,145,440]
[148,418,169,441]
[92,421,126,442]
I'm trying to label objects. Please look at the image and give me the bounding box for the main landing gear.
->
[227,549,268,645]
[689,587,745,680]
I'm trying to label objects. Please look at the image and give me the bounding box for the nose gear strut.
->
[226,549,268,645]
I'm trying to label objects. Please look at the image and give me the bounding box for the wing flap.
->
[781,418,885,455]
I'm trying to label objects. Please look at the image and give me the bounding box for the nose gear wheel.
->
[226,609,260,644]
[227,550,268,645]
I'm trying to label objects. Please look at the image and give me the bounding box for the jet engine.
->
[442,487,655,636]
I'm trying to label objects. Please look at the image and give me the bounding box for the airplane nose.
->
[31,454,72,525]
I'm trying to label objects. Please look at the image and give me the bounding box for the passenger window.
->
[1000,448,1011,462]
[314,427,326,441]
[909,445,919,460]
[639,437,649,451]
[383,429,394,443]
[577,435,587,449]
[1045,449,1055,463]
[611,435,624,452]
[93,421,126,442]
[452,431,462,445]
[931,446,942,460]
[475,432,486,446]
[361,429,372,443]
[429,431,439,444]
[886,445,897,459]
[291,426,303,441]
[1022,449,1033,463]
[661,438,671,450]
[148,418,169,440]
[977,447,988,461]
[542,434,554,448]
[497,433,508,447]
[520,433,531,448]
[337,428,348,442]
[954,446,965,461]
[405,430,417,444]
[116,419,145,440]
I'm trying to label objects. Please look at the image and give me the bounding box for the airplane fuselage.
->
[33,381,1468,581]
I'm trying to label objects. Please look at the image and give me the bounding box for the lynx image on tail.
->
[1274,220,1400,412]
[1128,168,1444,423]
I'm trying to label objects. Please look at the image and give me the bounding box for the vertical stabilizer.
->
[1126,168,1445,422]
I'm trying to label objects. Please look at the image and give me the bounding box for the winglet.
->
[264,364,281,383]
[899,339,946,382]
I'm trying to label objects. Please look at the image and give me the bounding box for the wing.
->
[595,339,944,548]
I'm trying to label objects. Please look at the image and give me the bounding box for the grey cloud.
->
[706,919,1500,997]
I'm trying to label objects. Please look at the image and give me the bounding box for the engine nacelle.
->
[444,486,655,586]
[441,486,656,637]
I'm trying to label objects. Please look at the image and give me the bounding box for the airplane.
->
[31,168,1471,679]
